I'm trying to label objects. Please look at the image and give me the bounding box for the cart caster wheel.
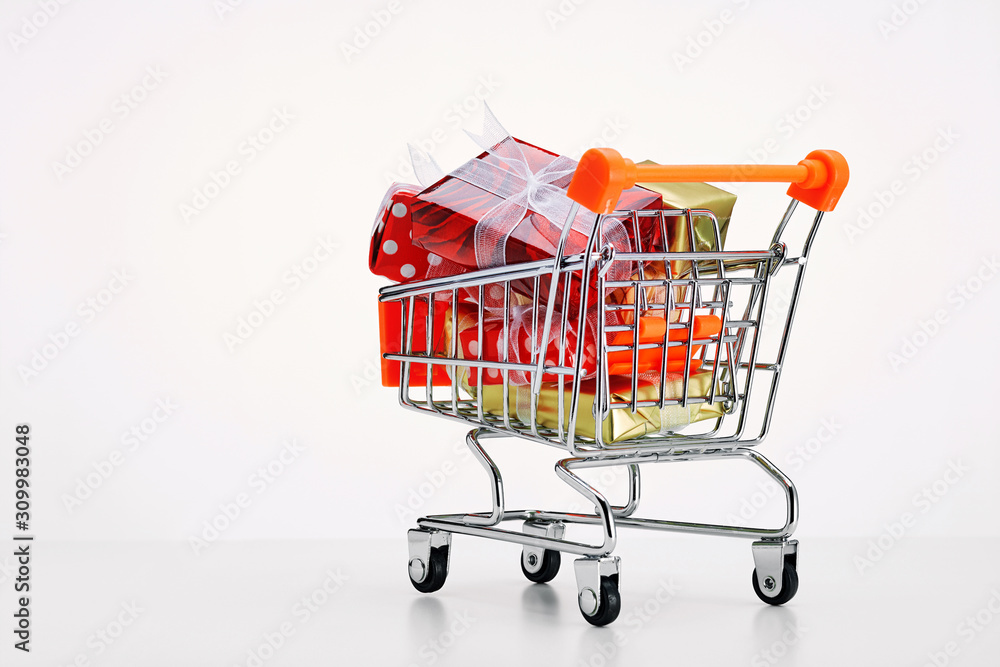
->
[409,545,449,594]
[752,558,798,606]
[579,577,621,626]
[521,549,560,584]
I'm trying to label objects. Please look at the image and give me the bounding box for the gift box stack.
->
[371,109,737,442]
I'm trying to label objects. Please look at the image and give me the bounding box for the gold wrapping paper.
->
[637,163,736,277]
[467,370,724,443]
[611,170,737,317]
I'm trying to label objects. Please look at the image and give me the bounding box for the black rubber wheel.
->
[521,549,561,584]
[752,558,798,606]
[581,576,621,627]
[409,545,449,593]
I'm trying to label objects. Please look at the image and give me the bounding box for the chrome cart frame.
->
[380,148,848,624]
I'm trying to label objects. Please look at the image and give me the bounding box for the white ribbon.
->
[408,105,637,381]
[409,104,633,271]
[457,106,584,268]
[407,143,445,188]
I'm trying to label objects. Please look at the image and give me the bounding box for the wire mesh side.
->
[378,204,803,455]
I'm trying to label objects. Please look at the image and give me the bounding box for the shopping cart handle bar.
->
[566,147,849,214]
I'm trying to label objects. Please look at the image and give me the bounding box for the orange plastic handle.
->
[566,148,849,214]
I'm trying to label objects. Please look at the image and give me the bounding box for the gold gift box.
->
[610,169,737,316]
[637,163,736,274]
[468,369,724,443]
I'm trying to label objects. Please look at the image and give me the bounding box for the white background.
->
[1,1,998,665]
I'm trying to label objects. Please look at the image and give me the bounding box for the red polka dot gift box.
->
[369,183,461,284]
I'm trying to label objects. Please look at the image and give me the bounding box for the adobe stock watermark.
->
[394,437,475,524]
[843,126,957,244]
[877,0,930,39]
[577,578,681,667]
[853,459,968,575]
[568,116,629,160]
[761,285,792,328]
[55,601,143,667]
[7,0,74,54]
[0,556,16,586]
[887,255,997,372]
[735,85,832,185]
[390,429,630,528]
[408,611,476,667]
[214,0,247,21]
[784,416,842,473]
[544,0,590,31]
[672,0,756,72]
[724,417,842,525]
[223,235,339,351]
[350,358,382,396]
[232,567,350,667]
[189,439,306,556]
[339,0,409,64]
[16,269,134,385]
[725,477,782,526]
[919,589,1000,667]
[383,76,503,186]
[61,399,179,513]
[51,66,167,181]
[750,622,807,667]
[179,107,295,225]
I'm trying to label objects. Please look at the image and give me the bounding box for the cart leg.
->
[407,528,452,593]
[574,556,621,626]
[555,458,618,556]
[520,520,565,584]
[610,464,641,518]
[751,539,798,605]
[461,429,505,526]
[416,449,618,558]
[740,448,799,538]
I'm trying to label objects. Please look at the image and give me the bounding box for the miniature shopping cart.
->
[379,148,849,625]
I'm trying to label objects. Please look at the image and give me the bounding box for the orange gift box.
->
[378,299,453,387]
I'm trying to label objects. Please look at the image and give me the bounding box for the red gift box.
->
[409,138,663,280]
[370,183,465,284]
